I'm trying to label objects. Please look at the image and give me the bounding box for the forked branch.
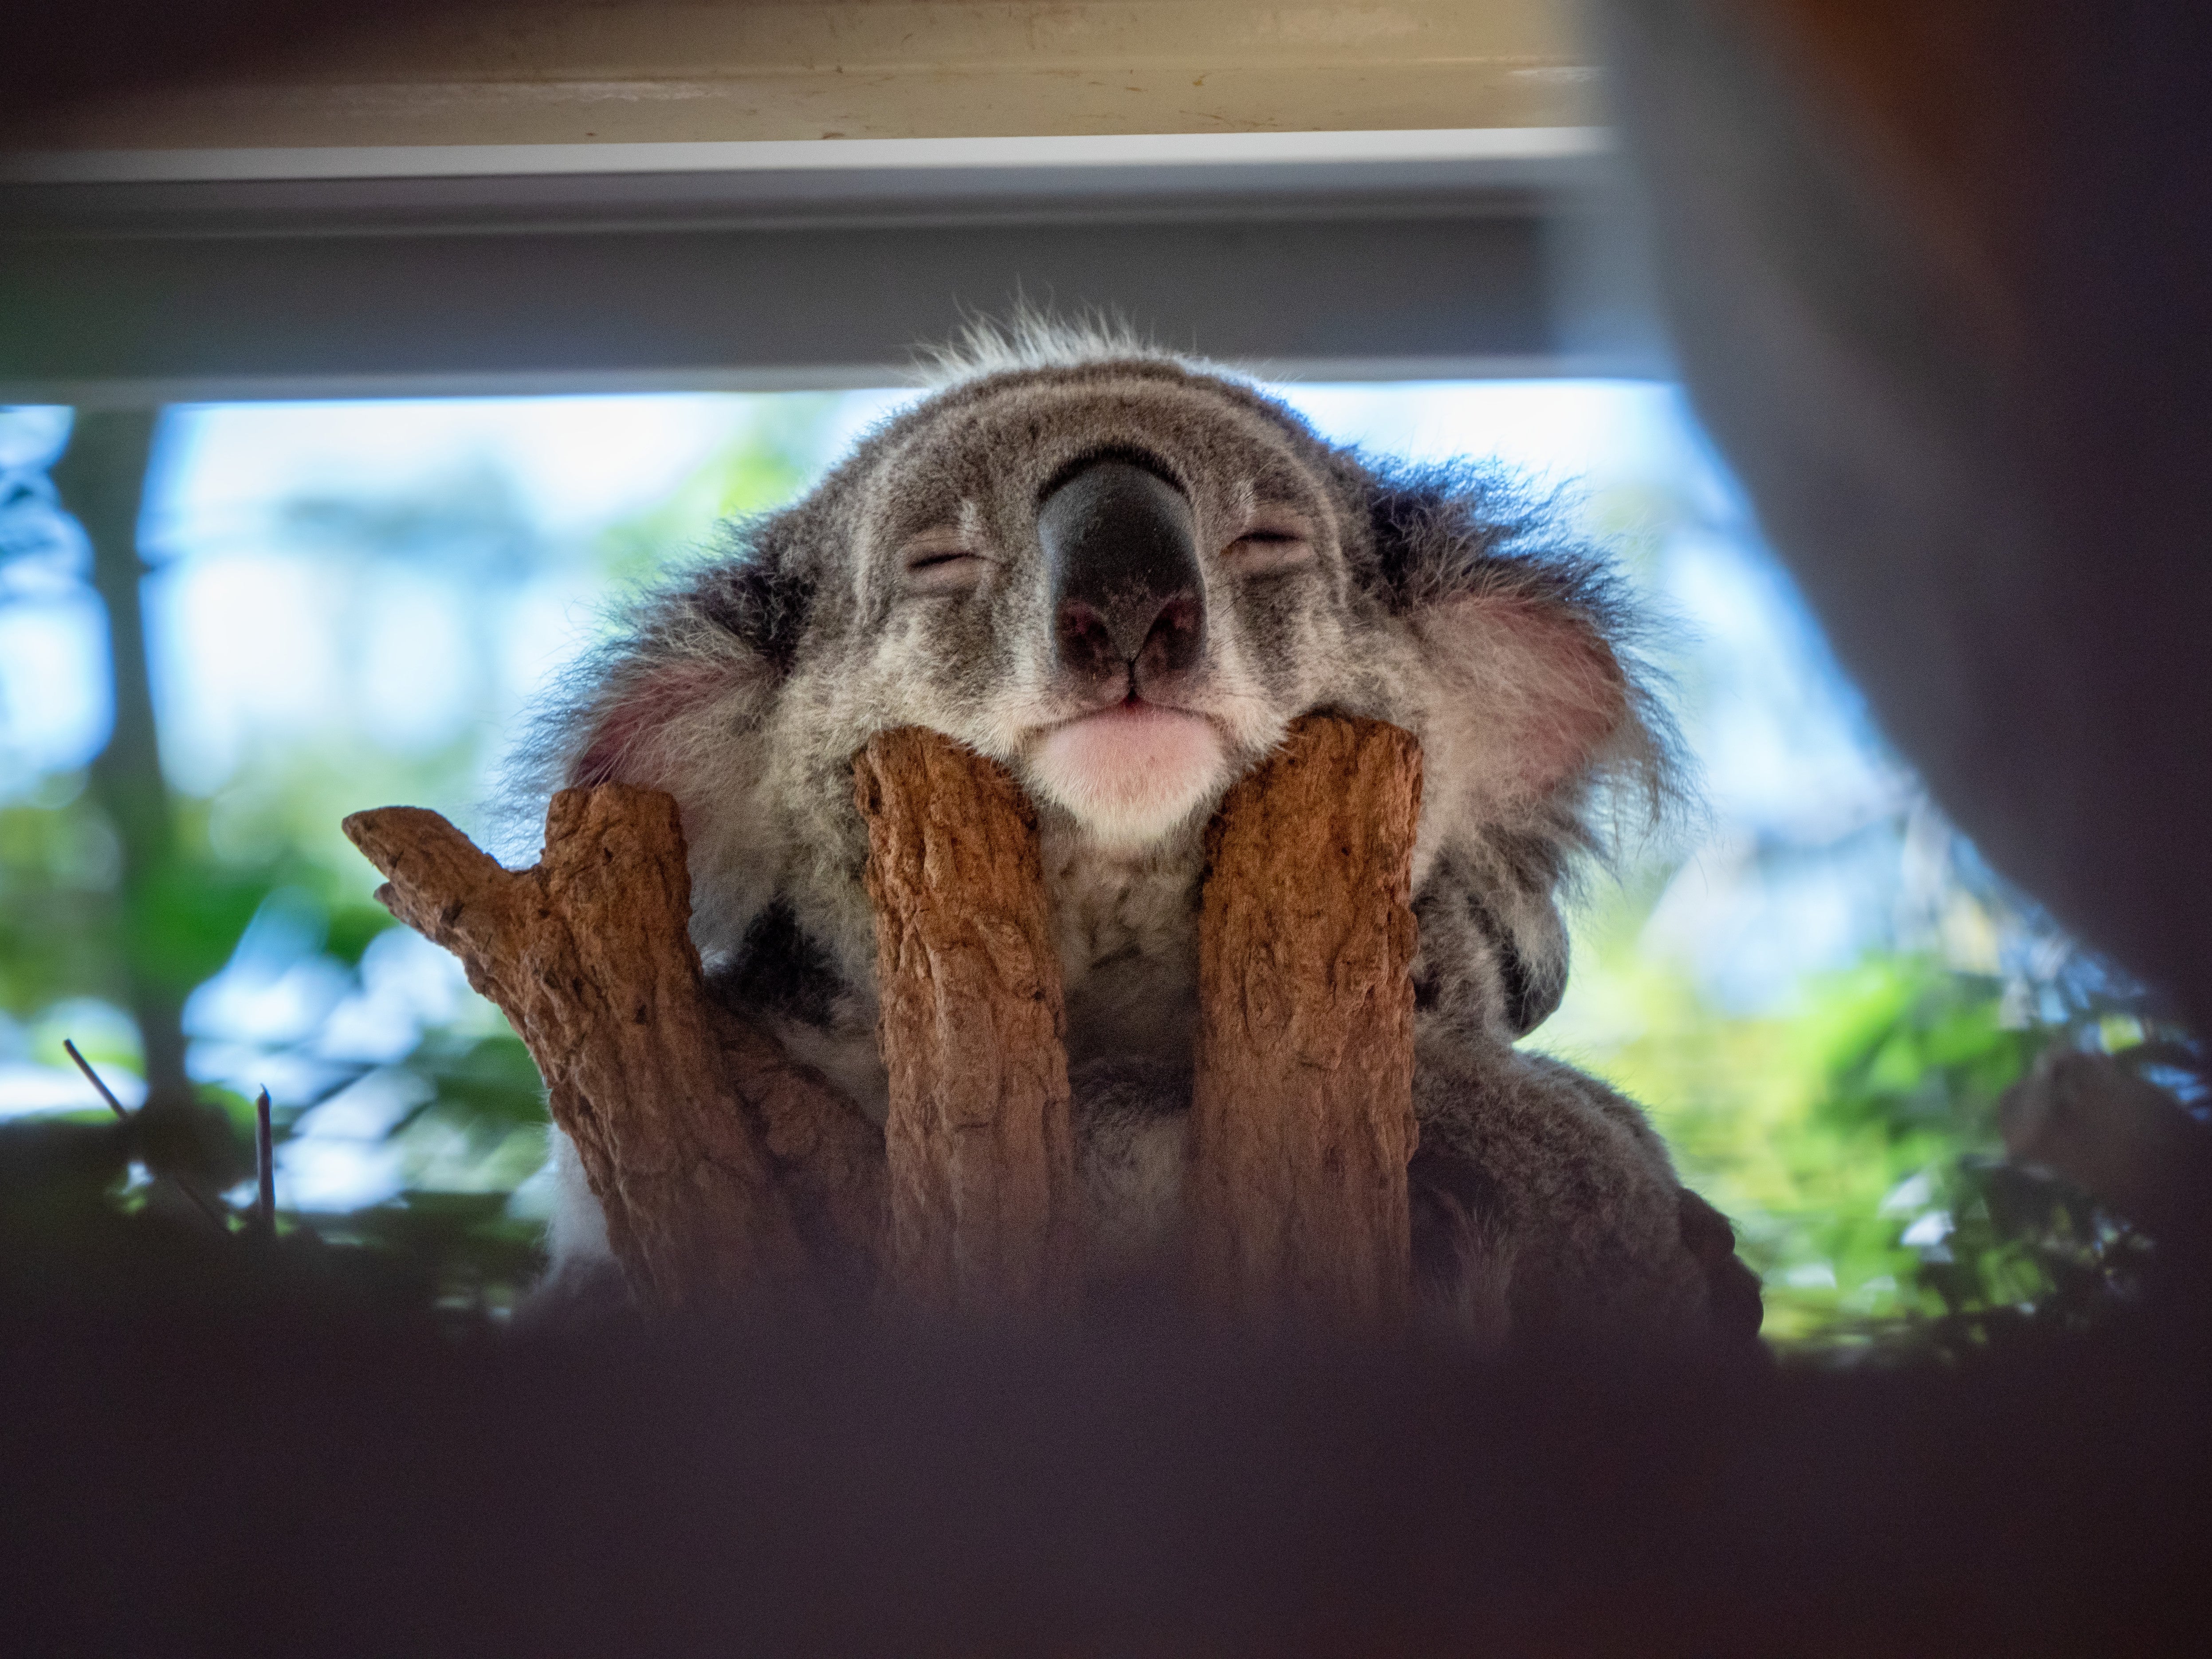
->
[345,717,1426,1323]
[344,786,881,1310]
[1190,714,1424,1322]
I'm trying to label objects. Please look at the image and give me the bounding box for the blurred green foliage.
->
[0,401,864,1313]
[592,394,846,586]
[1539,879,2157,1356]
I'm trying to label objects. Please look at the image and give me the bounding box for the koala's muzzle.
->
[1037,457,1206,694]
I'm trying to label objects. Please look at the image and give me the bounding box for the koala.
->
[518,320,1762,1349]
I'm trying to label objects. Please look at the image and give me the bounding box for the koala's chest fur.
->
[758,814,1208,1127]
[1040,815,1206,1073]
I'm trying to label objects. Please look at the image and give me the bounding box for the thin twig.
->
[255,1087,275,1235]
[168,1176,232,1234]
[63,1035,231,1234]
[62,1038,130,1120]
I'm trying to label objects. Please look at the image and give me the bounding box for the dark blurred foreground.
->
[4,1150,2208,1658]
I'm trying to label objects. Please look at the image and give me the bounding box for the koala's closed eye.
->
[1220,515,1316,576]
[898,531,988,595]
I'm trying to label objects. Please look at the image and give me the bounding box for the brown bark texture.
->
[343,785,882,1309]
[1190,714,1424,1322]
[854,727,1079,1310]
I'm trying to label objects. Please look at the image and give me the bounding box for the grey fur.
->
[514,318,1753,1346]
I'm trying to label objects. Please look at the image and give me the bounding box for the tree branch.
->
[854,727,1079,1310]
[345,785,882,1309]
[1190,714,1423,1322]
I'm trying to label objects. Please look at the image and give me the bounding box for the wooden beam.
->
[9,0,1590,151]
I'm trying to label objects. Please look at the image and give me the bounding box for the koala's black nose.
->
[1037,456,1206,690]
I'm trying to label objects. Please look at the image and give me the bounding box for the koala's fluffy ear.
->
[1359,463,1666,820]
[512,523,815,955]
[1425,588,1631,804]
[561,531,813,792]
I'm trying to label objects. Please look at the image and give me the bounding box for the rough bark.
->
[854,727,1078,1310]
[1190,714,1423,1322]
[344,784,882,1309]
[345,733,1424,1320]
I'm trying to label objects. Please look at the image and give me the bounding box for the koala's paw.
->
[1677,1187,1764,1343]
[1410,1041,1766,1350]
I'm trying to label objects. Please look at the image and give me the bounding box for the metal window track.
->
[0,130,1664,402]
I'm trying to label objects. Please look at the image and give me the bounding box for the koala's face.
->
[812,366,1360,848]
[548,338,1664,1057]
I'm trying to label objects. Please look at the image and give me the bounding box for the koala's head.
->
[533,324,1674,1037]
[774,353,1375,848]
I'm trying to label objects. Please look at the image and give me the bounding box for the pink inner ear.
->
[1439,592,1630,799]
[572,662,739,788]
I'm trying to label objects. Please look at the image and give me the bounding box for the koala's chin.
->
[1025,703,1230,851]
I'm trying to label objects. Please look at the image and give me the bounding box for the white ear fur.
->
[572,658,754,789]
[1417,592,1629,820]
[570,654,784,960]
